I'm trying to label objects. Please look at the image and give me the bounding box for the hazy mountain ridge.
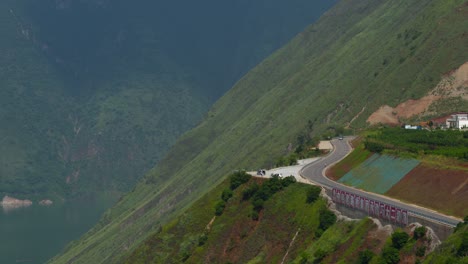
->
[49,0,467,262]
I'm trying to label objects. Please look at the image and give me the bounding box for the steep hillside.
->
[50,0,467,262]
[128,176,465,263]
[125,176,386,264]
[1,0,335,199]
[424,220,468,263]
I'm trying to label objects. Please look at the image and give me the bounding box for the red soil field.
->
[386,164,468,217]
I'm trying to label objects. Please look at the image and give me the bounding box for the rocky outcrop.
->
[1,195,33,212]
[39,199,53,206]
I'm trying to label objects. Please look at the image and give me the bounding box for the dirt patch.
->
[368,61,468,125]
[318,141,333,150]
[368,105,402,125]
[386,164,468,217]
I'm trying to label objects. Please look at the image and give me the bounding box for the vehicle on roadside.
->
[271,173,283,178]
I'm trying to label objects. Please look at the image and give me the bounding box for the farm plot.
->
[338,155,420,194]
[386,164,468,217]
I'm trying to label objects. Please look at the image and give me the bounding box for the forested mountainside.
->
[0,0,335,198]
[50,0,467,262]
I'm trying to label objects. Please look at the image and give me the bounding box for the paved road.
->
[300,137,462,227]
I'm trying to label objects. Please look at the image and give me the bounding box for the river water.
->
[0,195,117,264]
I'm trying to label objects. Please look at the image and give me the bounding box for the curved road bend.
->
[300,137,462,227]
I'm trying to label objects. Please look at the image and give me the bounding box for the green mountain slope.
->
[1,0,335,199]
[124,177,379,264]
[127,176,466,263]
[50,0,467,262]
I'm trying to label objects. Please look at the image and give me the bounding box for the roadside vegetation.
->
[327,144,372,180]
[424,217,468,263]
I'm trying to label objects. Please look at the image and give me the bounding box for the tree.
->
[319,209,336,231]
[229,171,251,190]
[313,249,327,264]
[281,176,297,187]
[221,188,233,202]
[381,246,400,264]
[391,231,409,249]
[357,249,374,264]
[242,183,259,200]
[457,232,468,257]
[413,226,426,240]
[416,246,426,257]
[427,120,433,129]
[252,198,264,212]
[214,201,225,216]
[364,140,384,153]
[306,186,321,204]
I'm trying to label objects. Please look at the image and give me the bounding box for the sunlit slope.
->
[50,0,468,262]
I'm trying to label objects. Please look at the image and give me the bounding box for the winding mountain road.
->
[300,137,462,227]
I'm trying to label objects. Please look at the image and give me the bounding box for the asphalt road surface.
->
[300,137,461,227]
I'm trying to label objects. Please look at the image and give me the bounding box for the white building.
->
[404,125,419,130]
[446,113,468,129]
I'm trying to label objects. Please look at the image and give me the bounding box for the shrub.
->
[214,201,226,216]
[221,188,233,202]
[314,228,324,238]
[242,183,259,200]
[457,232,468,257]
[357,249,374,264]
[306,186,321,204]
[180,250,191,262]
[281,176,297,187]
[364,140,384,153]
[416,246,426,257]
[391,231,409,249]
[413,226,426,240]
[251,210,259,221]
[381,246,400,264]
[319,209,336,231]
[198,233,208,246]
[313,249,327,263]
[252,198,264,212]
[229,171,251,190]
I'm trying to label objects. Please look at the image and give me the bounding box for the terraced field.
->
[338,155,420,194]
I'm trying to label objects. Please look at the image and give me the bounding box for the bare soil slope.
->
[368,62,468,125]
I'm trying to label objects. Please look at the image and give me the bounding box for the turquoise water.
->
[0,195,117,264]
[338,154,420,194]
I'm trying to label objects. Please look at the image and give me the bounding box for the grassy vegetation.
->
[51,0,468,262]
[364,127,468,160]
[124,177,336,263]
[424,220,468,263]
[327,144,372,180]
